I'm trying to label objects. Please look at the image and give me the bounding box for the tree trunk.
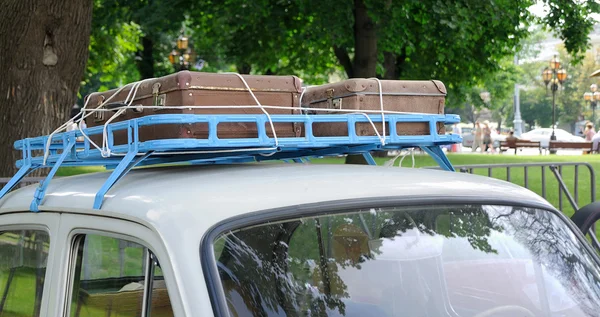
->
[137,36,155,79]
[0,0,93,177]
[352,0,377,78]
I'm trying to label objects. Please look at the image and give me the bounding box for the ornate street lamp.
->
[542,54,567,147]
[584,84,600,126]
[169,30,196,71]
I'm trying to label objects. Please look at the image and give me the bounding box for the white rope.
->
[299,86,309,114]
[100,80,145,157]
[223,72,279,147]
[399,148,416,168]
[369,78,385,146]
[75,80,149,158]
[299,86,307,106]
[383,148,415,168]
[350,112,386,145]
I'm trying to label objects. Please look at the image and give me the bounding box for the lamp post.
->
[584,84,600,126]
[168,30,196,71]
[542,55,568,149]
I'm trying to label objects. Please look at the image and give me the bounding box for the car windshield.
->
[210,204,600,317]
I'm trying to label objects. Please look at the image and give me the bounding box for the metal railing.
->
[448,162,596,212]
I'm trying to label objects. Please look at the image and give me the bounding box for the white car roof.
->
[0,164,553,234]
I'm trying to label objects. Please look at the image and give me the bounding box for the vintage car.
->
[2,162,600,317]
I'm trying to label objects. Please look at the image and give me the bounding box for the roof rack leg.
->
[362,153,377,166]
[420,145,455,172]
[30,138,77,212]
[93,151,152,210]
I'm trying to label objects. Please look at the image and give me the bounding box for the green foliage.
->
[81,0,600,117]
[190,0,343,84]
[540,0,600,63]
[79,0,194,101]
[188,0,598,104]
[79,21,142,101]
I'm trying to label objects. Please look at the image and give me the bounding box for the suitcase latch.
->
[325,88,342,110]
[93,95,106,123]
[152,83,166,110]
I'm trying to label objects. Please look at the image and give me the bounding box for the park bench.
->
[548,141,595,154]
[499,139,542,154]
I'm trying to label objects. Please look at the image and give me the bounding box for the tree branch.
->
[334,45,354,78]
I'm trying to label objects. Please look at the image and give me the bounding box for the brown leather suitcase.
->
[301,79,447,137]
[84,71,303,146]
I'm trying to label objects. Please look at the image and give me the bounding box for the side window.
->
[0,230,50,317]
[68,234,173,317]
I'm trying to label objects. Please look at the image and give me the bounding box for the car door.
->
[0,212,60,317]
[50,213,187,317]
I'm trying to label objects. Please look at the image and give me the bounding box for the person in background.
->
[472,121,483,152]
[482,121,495,153]
[584,122,596,141]
[584,122,596,154]
[506,131,518,142]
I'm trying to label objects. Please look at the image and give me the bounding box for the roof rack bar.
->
[20,114,459,168]
[15,113,460,150]
[30,136,77,212]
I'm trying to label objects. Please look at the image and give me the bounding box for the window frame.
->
[0,212,60,317]
[57,214,184,317]
[200,196,600,317]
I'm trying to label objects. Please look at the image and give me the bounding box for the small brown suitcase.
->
[84,71,303,146]
[301,79,447,138]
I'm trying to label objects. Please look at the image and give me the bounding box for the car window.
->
[211,204,600,317]
[68,234,173,317]
[0,229,50,317]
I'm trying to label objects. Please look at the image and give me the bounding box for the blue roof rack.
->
[0,112,461,212]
